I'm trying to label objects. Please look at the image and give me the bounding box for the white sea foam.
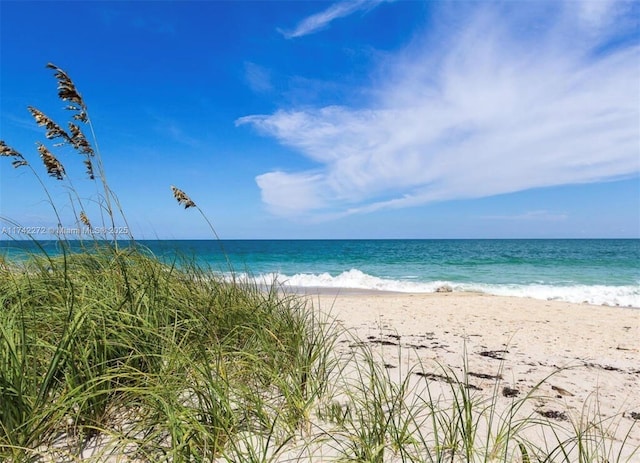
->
[240,269,640,308]
[466,282,640,308]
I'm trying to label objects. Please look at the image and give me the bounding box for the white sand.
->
[305,291,640,457]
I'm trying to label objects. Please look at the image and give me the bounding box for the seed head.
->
[83,158,95,180]
[28,106,72,143]
[0,140,29,168]
[46,63,88,122]
[37,143,65,180]
[79,211,92,229]
[11,159,29,168]
[68,123,94,156]
[171,185,196,209]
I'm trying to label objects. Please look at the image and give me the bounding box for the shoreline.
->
[286,285,640,309]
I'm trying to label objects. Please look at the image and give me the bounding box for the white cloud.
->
[240,1,640,218]
[255,171,327,215]
[279,0,387,39]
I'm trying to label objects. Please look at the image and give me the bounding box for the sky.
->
[1,0,639,239]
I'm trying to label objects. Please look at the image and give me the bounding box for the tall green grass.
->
[0,247,337,462]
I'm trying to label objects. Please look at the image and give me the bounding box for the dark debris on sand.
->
[502,386,520,398]
[479,350,509,360]
[536,410,568,421]
[415,371,482,391]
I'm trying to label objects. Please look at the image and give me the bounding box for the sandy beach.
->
[305,291,640,457]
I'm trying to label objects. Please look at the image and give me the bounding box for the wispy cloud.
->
[244,61,273,93]
[279,0,387,39]
[479,211,568,222]
[151,115,200,148]
[239,1,639,219]
[2,112,41,134]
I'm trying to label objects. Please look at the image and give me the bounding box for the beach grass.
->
[0,245,339,462]
[1,63,638,462]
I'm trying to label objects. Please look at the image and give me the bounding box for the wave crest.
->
[238,269,640,308]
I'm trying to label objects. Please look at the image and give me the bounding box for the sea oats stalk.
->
[47,62,131,241]
[79,211,92,229]
[170,185,233,271]
[49,63,131,241]
[3,63,130,240]
[34,135,93,239]
[1,141,66,237]
[169,185,215,239]
[46,63,87,122]
[0,141,29,169]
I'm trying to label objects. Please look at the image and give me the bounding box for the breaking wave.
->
[239,269,640,308]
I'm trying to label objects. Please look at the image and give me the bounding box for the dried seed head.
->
[79,211,91,229]
[171,185,196,209]
[0,140,29,168]
[83,158,95,180]
[12,159,29,168]
[46,63,88,122]
[1,140,21,157]
[28,106,72,143]
[37,143,65,180]
[1,140,13,156]
[68,123,94,156]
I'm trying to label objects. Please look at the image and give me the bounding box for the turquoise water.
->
[2,239,639,307]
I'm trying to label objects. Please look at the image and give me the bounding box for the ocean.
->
[2,239,639,308]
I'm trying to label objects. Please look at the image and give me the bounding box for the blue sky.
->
[1,0,639,239]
